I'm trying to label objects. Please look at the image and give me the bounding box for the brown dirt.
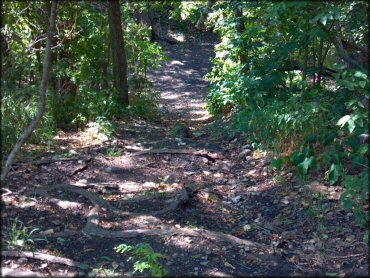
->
[1,28,368,277]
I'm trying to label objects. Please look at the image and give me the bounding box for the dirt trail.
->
[2,33,368,277]
[150,39,215,126]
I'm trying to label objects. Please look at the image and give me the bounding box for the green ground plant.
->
[3,218,47,251]
[115,243,168,277]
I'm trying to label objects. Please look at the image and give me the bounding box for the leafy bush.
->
[205,1,369,225]
[1,87,57,155]
[115,243,167,277]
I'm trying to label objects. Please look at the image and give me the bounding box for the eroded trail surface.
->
[2,35,368,277]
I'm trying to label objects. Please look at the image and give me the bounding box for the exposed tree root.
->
[34,188,82,210]
[131,148,217,162]
[47,183,194,218]
[69,162,88,176]
[152,188,190,216]
[83,205,270,251]
[54,184,115,210]
[1,267,43,277]
[1,251,86,269]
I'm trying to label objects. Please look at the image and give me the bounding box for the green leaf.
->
[359,81,366,88]
[347,119,356,133]
[328,163,340,185]
[358,144,368,155]
[336,115,350,127]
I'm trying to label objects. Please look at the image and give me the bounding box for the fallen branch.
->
[1,251,87,269]
[131,148,217,162]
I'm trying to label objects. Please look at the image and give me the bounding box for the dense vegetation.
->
[193,1,369,225]
[2,0,369,224]
[2,0,369,215]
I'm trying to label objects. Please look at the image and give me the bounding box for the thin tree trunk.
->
[302,41,309,81]
[317,37,324,86]
[108,0,129,106]
[312,37,316,86]
[1,1,58,182]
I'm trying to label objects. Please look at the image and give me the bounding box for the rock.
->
[245,156,253,162]
[224,262,236,269]
[253,218,261,223]
[243,224,252,231]
[105,167,113,173]
[231,195,242,203]
[250,161,256,166]
[200,261,208,266]
[194,267,199,271]
[239,149,252,158]
[41,228,54,235]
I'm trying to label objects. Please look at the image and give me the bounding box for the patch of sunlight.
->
[184,69,198,75]
[190,114,213,122]
[188,102,206,108]
[170,60,185,66]
[191,110,209,116]
[162,94,181,100]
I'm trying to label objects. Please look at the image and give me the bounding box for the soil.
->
[1,26,368,277]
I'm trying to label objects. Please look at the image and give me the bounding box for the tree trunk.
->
[312,37,317,86]
[317,37,324,86]
[1,0,58,182]
[108,0,129,106]
[235,7,248,74]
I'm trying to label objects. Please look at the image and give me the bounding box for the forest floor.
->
[1,27,369,277]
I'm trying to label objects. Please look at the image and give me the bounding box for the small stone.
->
[17,258,27,264]
[200,261,208,266]
[250,161,256,166]
[232,195,242,203]
[172,253,178,258]
[105,167,113,173]
[41,228,54,235]
[224,262,235,269]
[243,224,252,231]
[245,156,253,162]
[194,267,199,271]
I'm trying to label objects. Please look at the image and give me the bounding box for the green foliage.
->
[169,123,191,138]
[115,243,167,277]
[3,218,47,251]
[106,147,123,157]
[204,1,369,222]
[341,170,369,227]
[1,87,57,155]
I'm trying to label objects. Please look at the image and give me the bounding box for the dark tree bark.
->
[1,0,58,182]
[108,0,129,106]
